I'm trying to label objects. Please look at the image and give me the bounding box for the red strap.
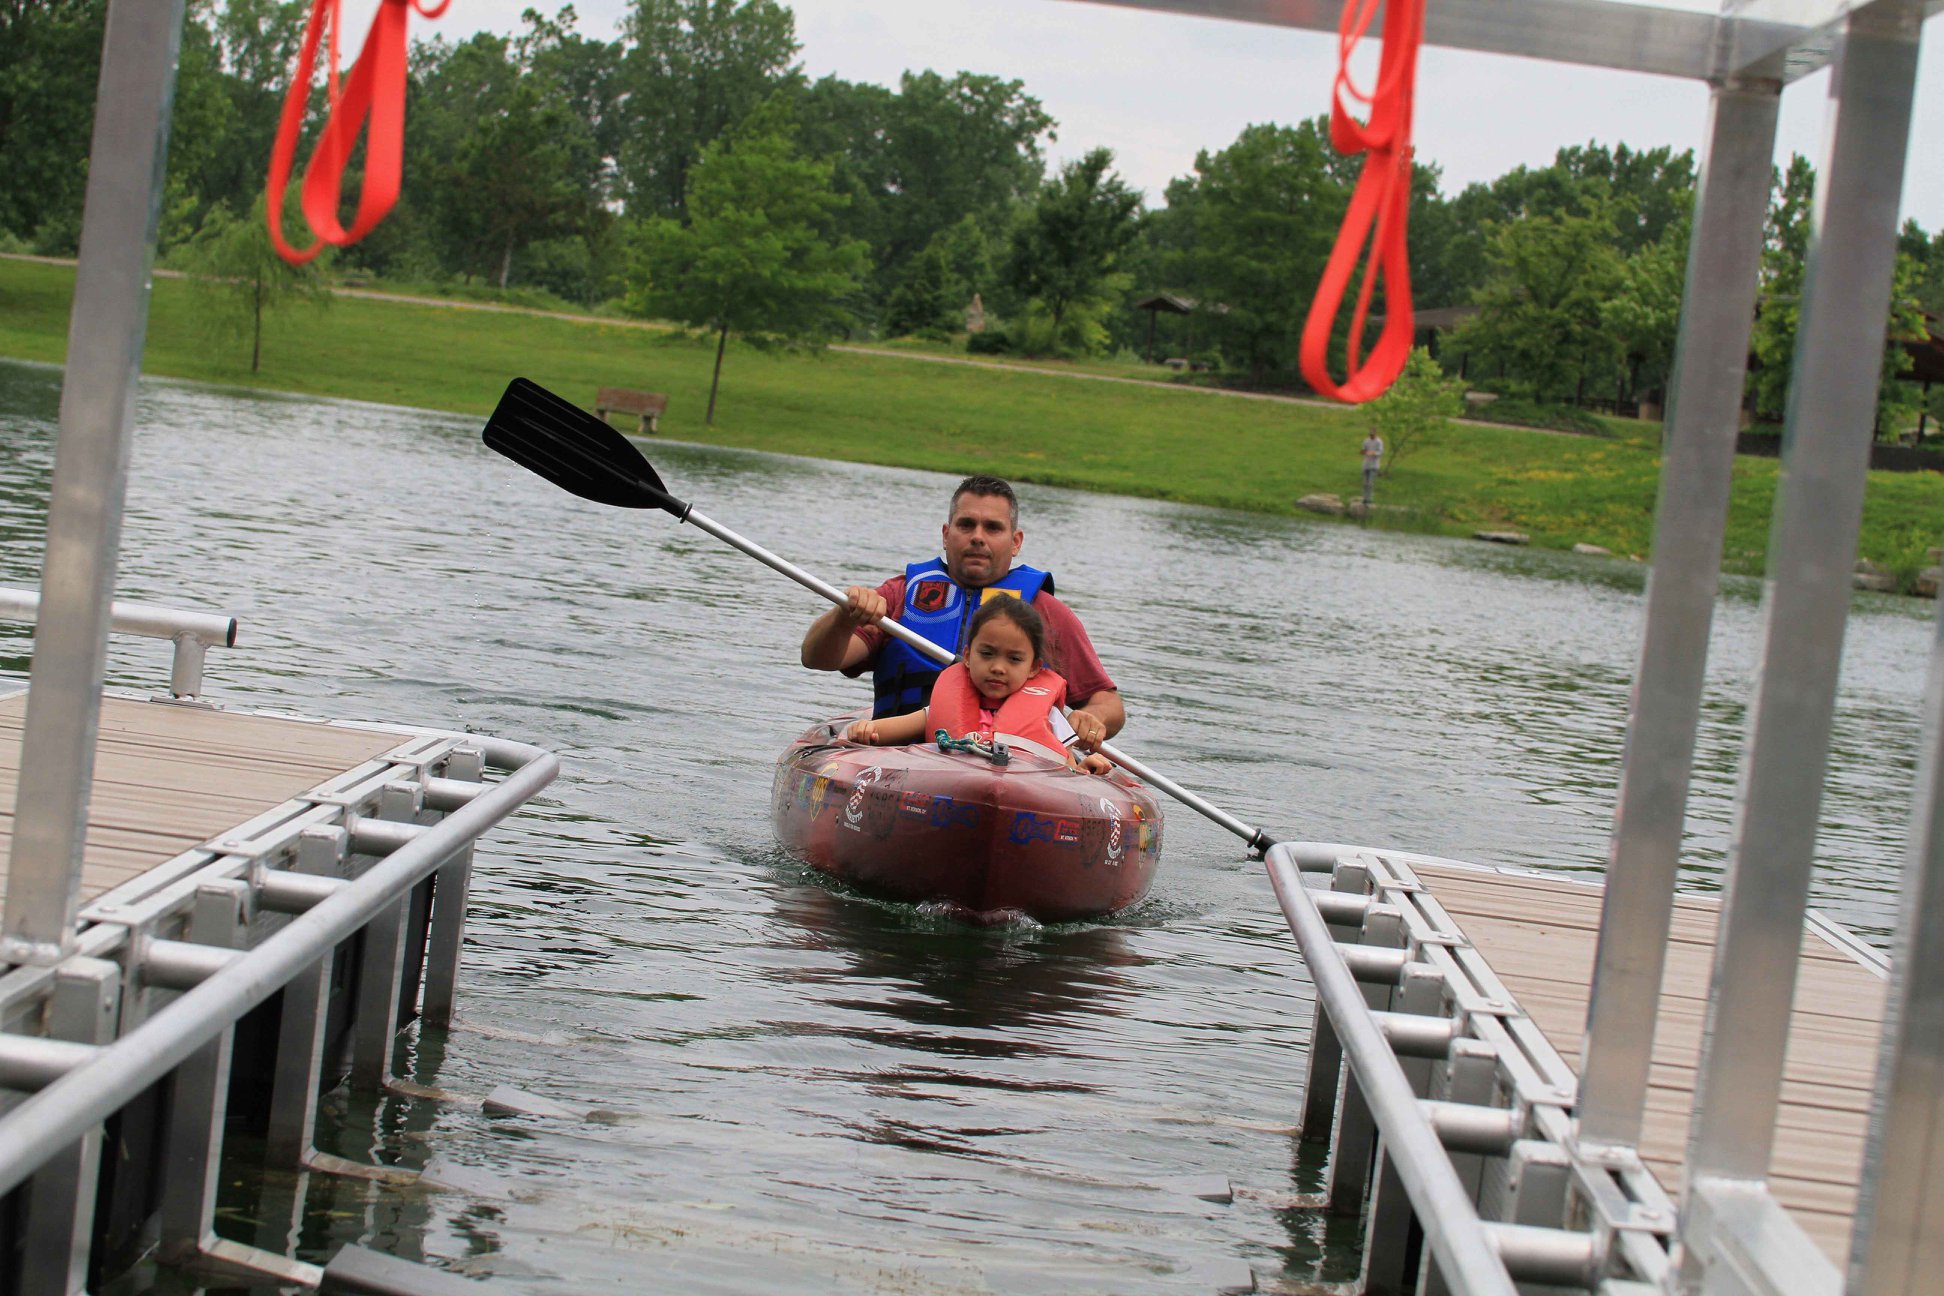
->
[267,0,449,264]
[1299,0,1426,404]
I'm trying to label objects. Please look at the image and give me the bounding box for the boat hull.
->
[771,715,1165,922]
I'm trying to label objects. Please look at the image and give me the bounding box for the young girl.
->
[847,596,1114,775]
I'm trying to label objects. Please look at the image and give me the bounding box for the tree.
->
[1601,215,1690,406]
[1367,347,1464,473]
[1451,209,1627,403]
[884,240,959,339]
[796,70,1052,310]
[1172,119,1353,380]
[434,35,603,287]
[626,101,869,423]
[616,0,800,220]
[1435,141,1694,308]
[1003,148,1141,355]
[178,196,330,371]
[1748,156,1813,421]
[0,0,108,249]
[1747,156,1923,434]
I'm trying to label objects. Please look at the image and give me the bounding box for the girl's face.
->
[966,616,1035,704]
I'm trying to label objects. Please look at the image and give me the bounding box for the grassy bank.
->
[4,256,1939,584]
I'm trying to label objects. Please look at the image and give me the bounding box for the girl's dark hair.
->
[965,595,1046,664]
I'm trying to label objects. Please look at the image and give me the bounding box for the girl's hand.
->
[846,719,880,745]
[1079,752,1114,776]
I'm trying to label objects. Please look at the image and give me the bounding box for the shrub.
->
[1467,397,1610,437]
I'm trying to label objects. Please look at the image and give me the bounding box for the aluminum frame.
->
[6,0,187,968]
[1849,595,1944,1293]
[1066,0,1944,82]
[0,714,557,1285]
[1684,0,1924,1201]
[1267,843,1684,1295]
[0,588,238,701]
[1577,80,1780,1153]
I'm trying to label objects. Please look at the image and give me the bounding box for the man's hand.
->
[1068,691,1124,749]
[838,586,888,628]
[1068,709,1109,751]
[802,586,888,670]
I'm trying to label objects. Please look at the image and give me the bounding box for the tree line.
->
[3,0,1940,430]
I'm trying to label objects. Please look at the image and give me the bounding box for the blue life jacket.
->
[871,558,1054,718]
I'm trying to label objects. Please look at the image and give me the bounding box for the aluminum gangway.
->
[1062,0,1940,1292]
[0,590,558,1292]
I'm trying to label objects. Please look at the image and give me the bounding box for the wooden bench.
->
[594,387,668,434]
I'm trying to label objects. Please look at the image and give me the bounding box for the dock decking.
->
[0,689,403,908]
[1414,861,1886,1265]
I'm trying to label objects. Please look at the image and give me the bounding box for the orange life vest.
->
[927,663,1068,755]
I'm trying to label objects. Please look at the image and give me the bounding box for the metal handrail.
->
[1265,843,1520,1296]
[0,736,557,1199]
[0,586,237,697]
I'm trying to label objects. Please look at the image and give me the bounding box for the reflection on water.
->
[2,358,1933,1291]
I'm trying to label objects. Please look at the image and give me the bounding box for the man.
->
[800,474,1125,751]
[1361,429,1385,507]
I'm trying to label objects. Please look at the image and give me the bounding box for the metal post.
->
[420,847,473,1027]
[1686,0,1923,1187]
[1362,1148,1421,1296]
[21,958,122,1295]
[265,827,350,1163]
[265,959,332,1165]
[1330,1068,1378,1216]
[1577,79,1780,1150]
[2,0,187,964]
[1850,597,1944,1293]
[159,880,248,1263]
[1300,1003,1344,1143]
[351,899,409,1091]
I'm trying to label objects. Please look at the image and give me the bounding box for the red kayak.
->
[770,713,1165,922]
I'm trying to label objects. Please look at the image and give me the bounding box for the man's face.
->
[942,492,1022,587]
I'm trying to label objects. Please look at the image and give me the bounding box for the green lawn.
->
[4,256,1939,586]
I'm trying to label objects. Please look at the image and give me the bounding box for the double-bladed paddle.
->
[481,377,1277,854]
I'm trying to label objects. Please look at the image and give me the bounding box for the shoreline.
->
[4,255,1939,592]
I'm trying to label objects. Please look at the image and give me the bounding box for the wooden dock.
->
[1415,861,1886,1265]
[0,689,403,908]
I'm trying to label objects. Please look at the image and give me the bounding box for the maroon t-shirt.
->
[844,574,1117,705]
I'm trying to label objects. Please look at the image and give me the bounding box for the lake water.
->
[0,358,1934,1292]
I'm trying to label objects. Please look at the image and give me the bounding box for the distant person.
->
[1361,430,1385,507]
[800,473,1124,753]
[846,596,1113,774]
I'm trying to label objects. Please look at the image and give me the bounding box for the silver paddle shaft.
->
[681,506,1275,852]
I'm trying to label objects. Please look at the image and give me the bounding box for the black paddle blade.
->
[481,377,687,515]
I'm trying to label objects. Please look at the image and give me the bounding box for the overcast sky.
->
[344,0,1943,230]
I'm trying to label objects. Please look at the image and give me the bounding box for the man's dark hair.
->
[949,474,1019,528]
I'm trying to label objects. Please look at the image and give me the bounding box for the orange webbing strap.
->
[1299,0,1426,404]
[267,0,450,264]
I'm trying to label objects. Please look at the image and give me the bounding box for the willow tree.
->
[177,196,329,373]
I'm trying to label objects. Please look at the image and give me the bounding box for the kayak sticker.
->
[1099,797,1125,866]
[1081,798,1124,866]
[842,765,903,838]
[1007,812,1083,848]
[900,792,979,829]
